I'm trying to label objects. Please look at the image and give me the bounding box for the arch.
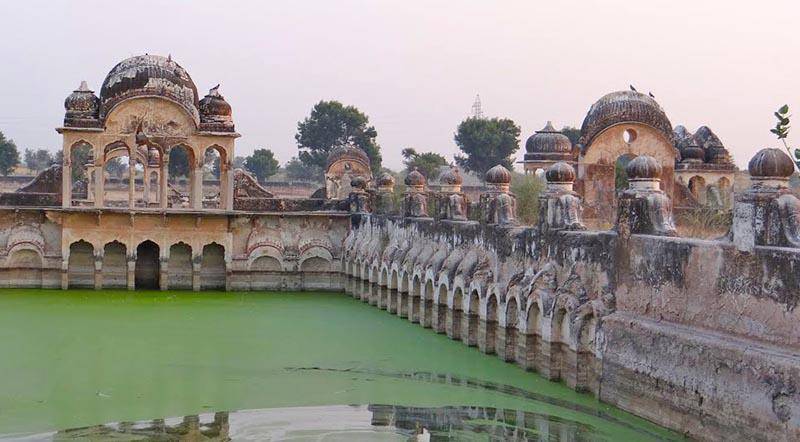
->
[551,307,569,381]
[422,279,435,328]
[103,141,133,208]
[524,300,542,371]
[201,146,222,209]
[69,141,94,205]
[688,175,706,202]
[167,144,196,209]
[576,313,598,392]
[434,284,448,333]
[135,240,160,289]
[168,242,193,289]
[102,241,127,289]
[7,249,42,288]
[450,287,464,341]
[484,293,498,354]
[504,297,519,362]
[68,240,94,288]
[300,256,331,272]
[465,289,480,346]
[201,243,226,290]
[410,275,422,323]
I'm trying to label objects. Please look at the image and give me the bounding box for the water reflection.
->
[12,404,597,441]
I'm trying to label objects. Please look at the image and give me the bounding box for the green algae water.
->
[0,290,680,440]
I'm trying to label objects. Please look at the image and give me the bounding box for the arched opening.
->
[68,240,94,288]
[368,266,379,303]
[551,308,569,381]
[102,241,127,289]
[688,175,706,203]
[435,284,448,334]
[525,302,542,371]
[69,141,93,206]
[389,271,399,313]
[450,287,463,341]
[717,177,732,207]
[410,275,421,323]
[169,242,193,289]
[485,294,498,354]
[422,279,434,328]
[251,254,282,290]
[614,154,635,192]
[168,145,195,209]
[466,290,479,347]
[252,255,281,271]
[504,298,519,362]
[135,241,160,289]
[201,243,225,290]
[7,249,42,288]
[103,142,131,208]
[147,170,160,206]
[202,146,223,209]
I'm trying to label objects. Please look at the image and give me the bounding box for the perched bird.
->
[649,91,656,98]
[629,85,637,92]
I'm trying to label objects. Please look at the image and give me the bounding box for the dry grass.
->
[675,208,732,239]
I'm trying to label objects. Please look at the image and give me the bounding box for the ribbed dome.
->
[99,54,200,124]
[350,175,368,190]
[64,81,100,128]
[578,90,673,149]
[439,165,463,186]
[694,126,733,165]
[198,85,234,132]
[626,155,662,180]
[377,172,395,188]
[681,136,705,163]
[485,164,512,185]
[325,145,371,170]
[545,162,576,183]
[525,121,572,154]
[404,167,426,187]
[748,148,795,178]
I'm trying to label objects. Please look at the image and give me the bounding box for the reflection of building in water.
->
[46,404,593,441]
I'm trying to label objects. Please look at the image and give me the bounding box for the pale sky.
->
[1,0,798,170]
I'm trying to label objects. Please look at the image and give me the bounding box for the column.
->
[62,142,71,208]
[95,160,104,207]
[192,257,201,291]
[192,165,203,210]
[159,256,169,291]
[128,157,135,209]
[142,166,150,206]
[126,255,136,290]
[61,258,69,290]
[222,161,233,210]
[94,252,103,290]
[160,159,169,209]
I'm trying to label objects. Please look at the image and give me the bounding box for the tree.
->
[295,100,382,175]
[0,131,20,176]
[168,148,192,179]
[105,157,127,179]
[401,148,447,180]
[244,148,279,183]
[285,156,322,182]
[772,104,800,172]
[24,148,55,172]
[511,172,545,225]
[561,126,581,146]
[454,117,521,177]
[232,156,246,170]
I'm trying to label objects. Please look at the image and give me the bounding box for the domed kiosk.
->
[57,54,239,211]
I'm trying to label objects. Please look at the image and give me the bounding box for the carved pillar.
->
[159,256,169,291]
[482,165,516,225]
[94,159,104,208]
[61,258,69,290]
[94,252,103,290]
[616,155,677,237]
[192,165,204,210]
[375,173,396,215]
[142,165,150,205]
[192,256,201,292]
[538,162,585,232]
[160,158,169,209]
[733,148,800,251]
[62,143,72,208]
[225,259,232,291]
[403,168,428,218]
[128,157,135,209]
[222,161,233,211]
[126,255,136,290]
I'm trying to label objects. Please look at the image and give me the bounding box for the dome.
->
[748,148,795,178]
[99,54,200,124]
[525,121,573,160]
[405,167,426,187]
[694,126,733,165]
[377,172,395,188]
[350,175,368,191]
[325,145,371,171]
[439,165,464,186]
[626,155,662,180]
[485,164,512,185]
[198,85,234,132]
[64,81,100,128]
[545,162,576,184]
[578,90,673,149]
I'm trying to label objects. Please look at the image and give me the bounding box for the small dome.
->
[626,155,662,180]
[405,167,426,187]
[350,175,368,190]
[525,121,572,154]
[485,164,512,185]
[325,145,371,171]
[64,81,100,127]
[681,136,705,163]
[578,90,673,149]
[695,126,733,165]
[748,148,795,178]
[545,162,576,183]
[99,54,200,123]
[439,165,463,186]
[199,85,234,132]
[377,172,395,187]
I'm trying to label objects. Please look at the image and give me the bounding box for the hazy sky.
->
[1,0,798,170]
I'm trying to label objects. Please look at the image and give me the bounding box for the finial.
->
[78,80,90,92]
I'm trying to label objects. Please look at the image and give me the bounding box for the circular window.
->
[622,128,637,144]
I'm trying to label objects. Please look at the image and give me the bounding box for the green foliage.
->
[244,148,280,183]
[105,157,127,179]
[560,126,581,145]
[232,156,246,169]
[168,148,191,179]
[511,173,545,225]
[401,148,448,180]
[69,146,92,182]
[295,100,382,175]
[23,148,55,172]
[615,155,633,190]
[772,104,800,171]
[675,208,732,239]
[454,117,521,177]
[0,131,20,176]
[285,156,323,182]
